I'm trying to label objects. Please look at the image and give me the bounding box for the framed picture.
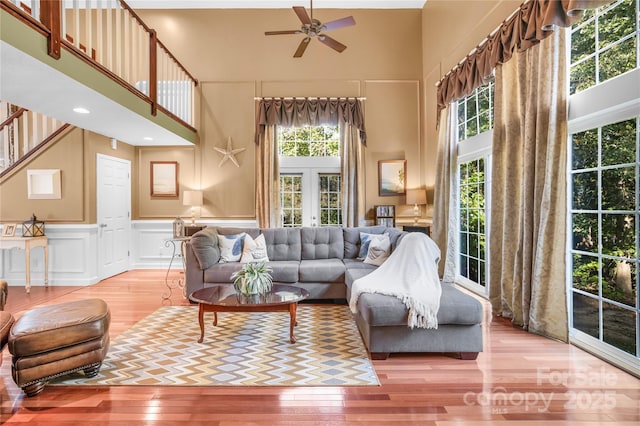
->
[150,161,179,197]
[2,223,17,237]
[378,160,406,196]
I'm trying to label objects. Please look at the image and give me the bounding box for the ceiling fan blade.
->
[294,37,311,58]
[293,6,312,25]
[322,16,356,32]
[318,34,347,53]
[265,30,300,35]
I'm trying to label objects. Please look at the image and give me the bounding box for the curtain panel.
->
[436,0,612,119]
[254,98,367,145]
[490,30,569,342]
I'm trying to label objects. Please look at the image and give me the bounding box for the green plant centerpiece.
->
[231,261,274,296]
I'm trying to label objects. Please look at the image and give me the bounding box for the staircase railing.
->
[0,101,70,175]
[2,0,197,128]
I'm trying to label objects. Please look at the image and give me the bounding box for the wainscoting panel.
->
[0,225,99,287]
[0,221,258,288]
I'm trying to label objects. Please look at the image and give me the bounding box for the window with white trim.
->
[568,0,640,373]
[455,80,495,294]
[278,125,341,227]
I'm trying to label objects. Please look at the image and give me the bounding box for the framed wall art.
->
[378,160,406,196]
[2,223,17,237]
[150,161,179,197]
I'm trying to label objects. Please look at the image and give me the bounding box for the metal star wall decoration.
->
[214,136,246,168]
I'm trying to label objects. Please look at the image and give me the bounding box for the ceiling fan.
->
[265,0,356,58]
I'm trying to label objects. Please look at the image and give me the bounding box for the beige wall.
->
[1,3,523,224]
[0,128,135,223]
[134,8,425,222]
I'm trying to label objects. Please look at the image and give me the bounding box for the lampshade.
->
[183,190,203,207]
[406,189,427,206]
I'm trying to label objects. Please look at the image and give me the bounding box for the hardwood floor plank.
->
[0,270,638,424]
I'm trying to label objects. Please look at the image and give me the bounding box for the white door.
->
[97,154,131,279]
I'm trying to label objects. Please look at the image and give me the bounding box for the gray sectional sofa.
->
[184,225,483,360]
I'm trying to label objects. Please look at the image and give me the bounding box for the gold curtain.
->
[489,29,569,342]
[255,125,279,228]
[340,120,365,227]
[431,105,458,280]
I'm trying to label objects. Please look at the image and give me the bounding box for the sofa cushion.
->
[301,227,344,260]
[355,283,483,326]
[190,227,220,269]
[218,233,246,263]
[343,226,387,258]
[344,265,377,300]
[204,263,244,283]
[240,234,269,263]
[261,228,301,261]
[299,259,345,283]
[363,234,391,266]
[267,261,299,283]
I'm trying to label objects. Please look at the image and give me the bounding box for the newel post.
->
[39,0,61,59]
[149,28,158,116]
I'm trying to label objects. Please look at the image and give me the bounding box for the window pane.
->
[602,166,636,210]
[572,171,598,210]
[572,213,598,252]
[572,129,598,170]
[602,214,635,257]
[602,119,636,167]
[573,253,600,296]
[599,37,637,84]
[603,302,637,355]
[573,292,600,339]
[572,19,595,63]
[598,0,635,49]
[570,56,596,94]
[602,258,637,307]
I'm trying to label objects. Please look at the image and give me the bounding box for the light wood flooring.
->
[1,270,638,425]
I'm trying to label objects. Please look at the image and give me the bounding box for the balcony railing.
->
[0,101,70,174]
[2,0,197,128]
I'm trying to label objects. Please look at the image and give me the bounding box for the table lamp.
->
[183,190,203,225]
[406,189,427,225]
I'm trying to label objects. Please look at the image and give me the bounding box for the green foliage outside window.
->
[570,0,639,94]
[571,117,638,355]
[459,159,487,287]
[278,125,339,157]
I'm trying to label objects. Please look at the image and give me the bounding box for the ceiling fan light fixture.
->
[265,1,355,58]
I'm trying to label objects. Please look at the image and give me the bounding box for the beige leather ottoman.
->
[8,299,110,396]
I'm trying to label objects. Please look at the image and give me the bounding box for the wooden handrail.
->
[0,123,71,178]
[0,107,26,131]
[156,39,198,86]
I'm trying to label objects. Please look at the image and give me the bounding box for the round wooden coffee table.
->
[189,284,309,344]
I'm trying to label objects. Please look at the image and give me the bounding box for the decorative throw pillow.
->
[240,233,270,263]
[358,232,388,259]
[363,234,391,266]
[218,233,246,263]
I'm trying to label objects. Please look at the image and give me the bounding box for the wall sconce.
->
[406,189,427,225]
[183,190,203,225]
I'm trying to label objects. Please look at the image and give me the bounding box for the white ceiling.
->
[125,0,427,9]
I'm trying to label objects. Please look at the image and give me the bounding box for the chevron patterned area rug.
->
[51,304,379,387]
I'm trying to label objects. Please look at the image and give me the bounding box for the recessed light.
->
[73,107,90,114]
[143,137,153,141]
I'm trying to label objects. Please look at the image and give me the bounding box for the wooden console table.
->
[0,236,48,293]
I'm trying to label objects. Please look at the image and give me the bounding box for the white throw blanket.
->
[349,232,442,329]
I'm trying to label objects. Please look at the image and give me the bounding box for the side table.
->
[0,236,48,293]
[162,237,190,301]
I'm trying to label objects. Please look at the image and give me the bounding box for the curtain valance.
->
[436,0,612,116]
[254,98,366,145]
